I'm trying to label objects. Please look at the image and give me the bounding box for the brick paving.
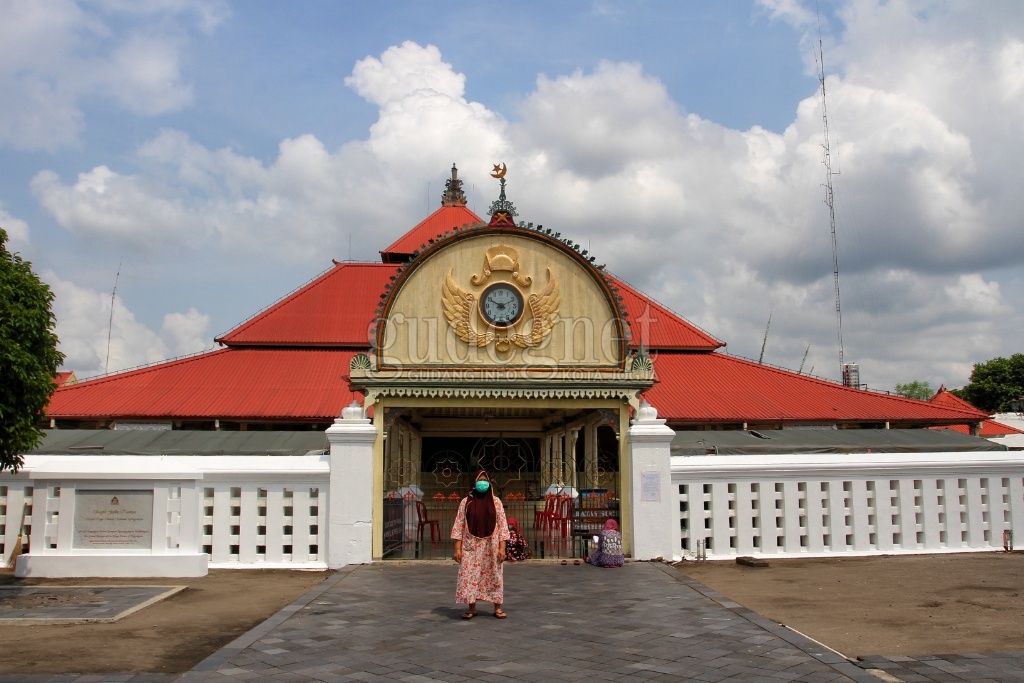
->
[1,562,1023,682]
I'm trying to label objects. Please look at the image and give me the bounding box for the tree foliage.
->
[953,354,1024,412]
[1,228,64,472]
[895,380,933,401]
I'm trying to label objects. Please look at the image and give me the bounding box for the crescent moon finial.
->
[490,163,507,179]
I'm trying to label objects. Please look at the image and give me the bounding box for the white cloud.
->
[160,308,212,356]
[29,11,1024,390]
[346,42,466,106]
[31,42,509,261]
[944,274,1006,317]
[0,204,30,248]
[756,0,817,27]
[32,166,196,251]
[44,270,211,377]
[0,0,227,149]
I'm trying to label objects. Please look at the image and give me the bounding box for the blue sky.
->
[3,0,1023,395]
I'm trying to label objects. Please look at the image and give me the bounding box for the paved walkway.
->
[2,562,1023,682]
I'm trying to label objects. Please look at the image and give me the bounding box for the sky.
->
[2,0,1023,395]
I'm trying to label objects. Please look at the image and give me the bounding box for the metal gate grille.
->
[382,431,620,561]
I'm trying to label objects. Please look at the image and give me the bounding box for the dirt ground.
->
[1,553,1022,673]
[675,551,1024,659]
[0,568,328,674]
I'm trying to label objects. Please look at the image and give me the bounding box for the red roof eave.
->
[646,352,989,424]
[47,348,361,421]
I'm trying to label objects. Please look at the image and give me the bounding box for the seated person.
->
[505,517,532,561]
[585,519,623,568]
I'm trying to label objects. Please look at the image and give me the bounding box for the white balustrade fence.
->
[199,481,325,566]
[6,444,1024,573]
[1,455,329,575]
[674,452,1024,559]
[1,482,34,565]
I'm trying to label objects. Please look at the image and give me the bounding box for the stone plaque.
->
[73,490,154,549]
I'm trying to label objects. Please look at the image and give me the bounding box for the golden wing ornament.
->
[442,270,495,347]
[511,269,560,348]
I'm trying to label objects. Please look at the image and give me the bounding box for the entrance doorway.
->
[381,408,621,561]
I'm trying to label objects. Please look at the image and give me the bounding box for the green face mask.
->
[474,480,490,493]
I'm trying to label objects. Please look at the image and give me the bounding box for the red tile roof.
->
[928,386,982,412]
[610,275,722,350]
[47,204,984,427]
[381,205,483,262]
[48,348,360,421]
[927,386,1024,436]
[645,352,987,425]
[932,421,1024,437]
[54,371,77,387]
[214,262,719,350]
[216,263,397,347]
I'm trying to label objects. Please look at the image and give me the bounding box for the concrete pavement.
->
[2,562,1023,682]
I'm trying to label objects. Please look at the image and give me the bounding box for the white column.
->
[627,401,677,561]
[583,422,598,487]
[568,427,580,490]
[326,400,378,568]
[553,431,564,485]
[411,431,422,489]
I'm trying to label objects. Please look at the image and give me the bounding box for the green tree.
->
[895,380,933,401]
[953,354,1024,412]
[1,228,64,472]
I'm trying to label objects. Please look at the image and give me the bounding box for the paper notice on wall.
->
[641,471,661,503]
[73,490,154,549]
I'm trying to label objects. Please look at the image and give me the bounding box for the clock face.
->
[480,283,524,327]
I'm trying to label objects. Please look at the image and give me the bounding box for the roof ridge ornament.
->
[487,163,518,226]
[441,163,468,207]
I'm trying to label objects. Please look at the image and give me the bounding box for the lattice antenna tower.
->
[816,32,845,378]
[105,257,122,375]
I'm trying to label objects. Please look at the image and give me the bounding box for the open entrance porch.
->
[377,403,628,560]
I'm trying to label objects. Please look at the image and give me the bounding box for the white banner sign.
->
[641,471,661,503]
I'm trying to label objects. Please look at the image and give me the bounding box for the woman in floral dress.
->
[451,469,510,619]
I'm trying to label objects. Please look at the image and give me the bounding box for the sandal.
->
[494,609,508,619]
[560,560,567,565]
[461,611,476,619]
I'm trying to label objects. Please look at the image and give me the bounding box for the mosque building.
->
[40,164,989,563]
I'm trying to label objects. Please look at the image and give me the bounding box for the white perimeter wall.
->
[673,451,1024,560]
[1,455,329,574]
[7,443,1024,574]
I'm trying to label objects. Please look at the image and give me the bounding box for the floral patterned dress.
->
[587,529,624,567]
[451,496,510,604]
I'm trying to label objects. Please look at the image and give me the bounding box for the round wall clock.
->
[479,282,525,327]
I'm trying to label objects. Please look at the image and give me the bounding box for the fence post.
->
[326,400,378,568]
[627,401,677,561]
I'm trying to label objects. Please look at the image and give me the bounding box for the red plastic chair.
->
[550,495,573,538]
[416,501,440,542]
[534,494,557,530]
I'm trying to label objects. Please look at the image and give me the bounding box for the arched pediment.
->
[373,224,630,371]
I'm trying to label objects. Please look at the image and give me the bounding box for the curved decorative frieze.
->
[367,386,641,401]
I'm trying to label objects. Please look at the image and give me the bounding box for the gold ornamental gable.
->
[372,227,630,371]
